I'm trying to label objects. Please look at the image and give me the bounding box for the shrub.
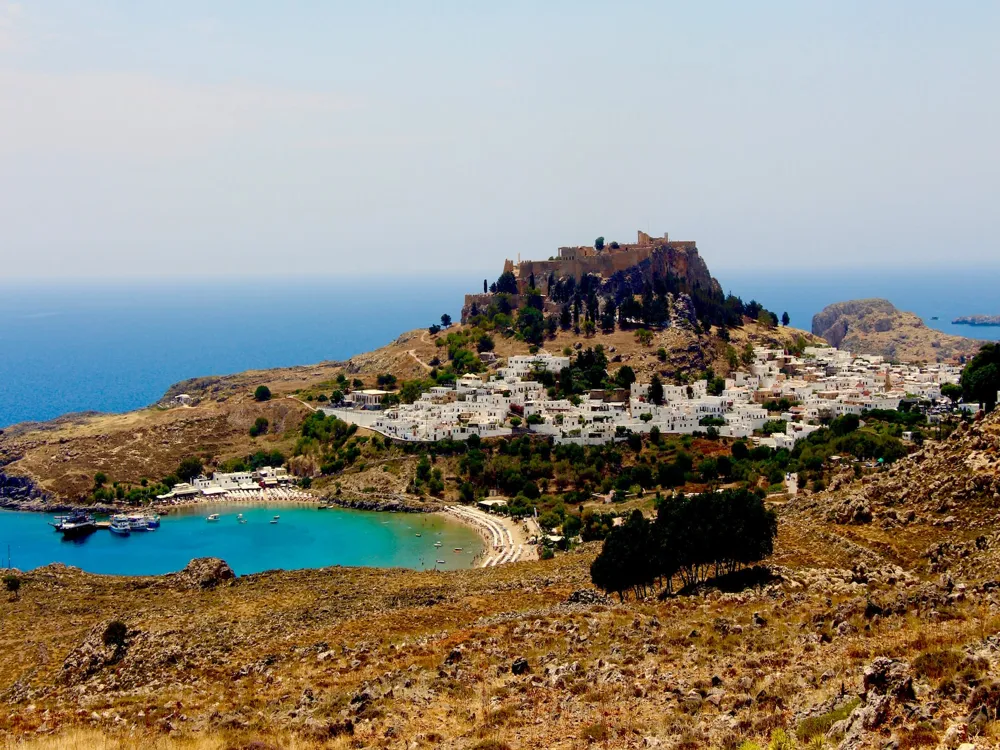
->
[254,385,272,402]
[796,697,860,742]
[103,620,128,650]
[3,574,21,600]
[912,649,964,680]
[249,417,269,438]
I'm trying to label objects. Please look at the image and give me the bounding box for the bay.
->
[0,504,484,576]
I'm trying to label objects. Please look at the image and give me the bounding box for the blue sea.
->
[2,270,998,428]
[0,504,484,575]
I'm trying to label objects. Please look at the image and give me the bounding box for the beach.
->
[441,504,538,567]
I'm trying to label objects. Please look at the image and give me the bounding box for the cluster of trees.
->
[960,343,1000,412]
[590,490,777,601]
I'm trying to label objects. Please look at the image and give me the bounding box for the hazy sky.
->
[1,2,998,278]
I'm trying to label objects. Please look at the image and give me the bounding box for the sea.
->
[1,268,997,575]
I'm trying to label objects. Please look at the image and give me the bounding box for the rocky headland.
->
[812,298,983,363]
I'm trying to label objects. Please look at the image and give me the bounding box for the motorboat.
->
[207,513,221,522]
[453,548,463,552]
[269,515,280,524]
[436,560,446,565]
[146,515,161,529]
[58,511,96,539]
[415,533,422,537]
[434,541,443,548]
[109,516,131,536]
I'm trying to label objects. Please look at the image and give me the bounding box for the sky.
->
[1,1,998,279]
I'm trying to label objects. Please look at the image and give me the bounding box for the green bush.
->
[254,385,272,402]
[796,697,859,742]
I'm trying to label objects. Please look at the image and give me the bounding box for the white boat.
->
[109,516,131,536]
[415,533,422,537]
[436,559,446,565]
[128,515,150,532]
[269,515,279,524]
[434,541,443,548]
[207,513,220,522]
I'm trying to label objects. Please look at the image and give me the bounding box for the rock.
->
[445,648,463,665]
[752,612,767,628]
[863,657,915,700]
[566,589,609,605]
[170,558,235,589]
[941,724,966,749]
[511,657,530,675]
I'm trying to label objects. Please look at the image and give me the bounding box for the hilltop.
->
[812,299,982,364]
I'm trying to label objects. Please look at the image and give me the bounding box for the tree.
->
[594,236,605,251]
[614,365,636,390]
[781,311,790,326]
[961,345,1000,412]
[635,328,653,347]
[177,456,204,482]
[249,417,269,438]
[649,375,664,406]
[483,279,488,294]
[254,385,272,402]
[941,382,963,404]
[495,271,519,295]
[94,472,108,487]
[476,334,495,353]
[441,313,452,328]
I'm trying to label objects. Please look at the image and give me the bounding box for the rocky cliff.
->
[812,298,982,363]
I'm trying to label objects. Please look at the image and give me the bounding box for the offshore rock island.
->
[954,314,1000,327]
[3,231,1000,749]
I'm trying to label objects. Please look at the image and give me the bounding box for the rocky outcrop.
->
[323,493,440,513]
[168,557,236,589]
[0,470,46,505]
[812,298,982,363]
[954,314,1000,327]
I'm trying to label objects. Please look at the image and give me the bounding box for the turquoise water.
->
[0,505,484,576]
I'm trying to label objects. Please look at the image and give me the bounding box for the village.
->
[320,344,966,449]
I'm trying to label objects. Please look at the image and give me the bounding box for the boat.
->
[436,559,446,564]
[207,513,220,522]
[128,515,150,532]
[109,516,131,536]
[454,548,463,552]
[49,515,69,530]
[434,541,443,548]
[269,516,279,525]
[146,515,161,529]
[58,511,96,539]
[415,533,422,537]
[931,316,939,320]
[239,517,248,524]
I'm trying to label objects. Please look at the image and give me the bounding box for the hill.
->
[0,320,817,507]
[812,298,982,363]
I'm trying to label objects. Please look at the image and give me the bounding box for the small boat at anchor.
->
[434,541,443,548]
[436,560,446,565]
[453,548,463,552]
[415,533,422,537]
[207,513,220,522]
[269,515,280,524]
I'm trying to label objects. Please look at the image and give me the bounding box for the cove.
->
[0,504,484,576]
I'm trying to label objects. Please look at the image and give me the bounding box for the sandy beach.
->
[441,504,538,567]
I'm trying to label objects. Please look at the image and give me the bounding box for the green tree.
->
[594,236,605,251]
[495,271,519,295]
[93,472,108,488]
[614,365,636,390]
[176,456,204,483]
[249,417,269,438]
[635,328,653,347]
[940,382,963,405]
[441,313,452,327]
[781,311,790,326]
[254,385,272,402]
[649,375,664,406]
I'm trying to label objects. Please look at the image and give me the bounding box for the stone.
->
[511,657,530,675]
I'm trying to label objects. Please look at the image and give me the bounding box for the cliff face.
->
[812,298,982,363]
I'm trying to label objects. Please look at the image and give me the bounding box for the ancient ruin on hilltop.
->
[461,230,722,323]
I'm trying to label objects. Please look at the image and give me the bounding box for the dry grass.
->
[1,729,345,750]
